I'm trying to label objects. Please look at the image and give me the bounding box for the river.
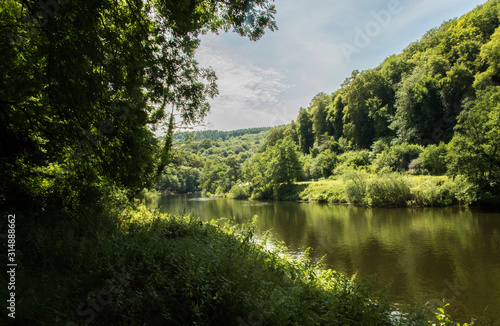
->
[149,193,500,323]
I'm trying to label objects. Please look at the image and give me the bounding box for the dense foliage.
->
[156,129,267,194]
[0,0,277,217]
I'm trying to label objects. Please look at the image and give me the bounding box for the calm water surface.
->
[150,193,500,323]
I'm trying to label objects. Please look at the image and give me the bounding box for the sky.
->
[195,0,488,131]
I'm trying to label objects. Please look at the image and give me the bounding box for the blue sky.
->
[195,0,488,131]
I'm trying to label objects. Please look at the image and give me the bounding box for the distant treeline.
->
[174,127,274,141]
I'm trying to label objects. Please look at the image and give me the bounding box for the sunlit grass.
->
[296,173,464,207]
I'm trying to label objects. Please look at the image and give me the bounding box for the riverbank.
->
[16,204,397,325]
[297,174,467,207]
[226,173,471,207]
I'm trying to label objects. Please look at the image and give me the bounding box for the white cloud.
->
[196,46,296,130]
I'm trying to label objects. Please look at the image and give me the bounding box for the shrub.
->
[364,173,412,207]
[342,169,368,204]
[137,188,160,205]
[410,179,443,207]
[334,150,371,175]
[302,154,313,180]
[451,175,479,206]
[419,142,448,175]
[310,150,337,179]
[228,183,251,199]
[373,143,424,172]
[370,139,390,161]
[408,157,428,175]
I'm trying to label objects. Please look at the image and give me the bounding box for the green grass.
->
[297,179,346,203]
[296,173,465,207]
[12,204,395,326]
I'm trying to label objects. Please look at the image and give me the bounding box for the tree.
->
[200,157,228,195]
[283,120,299,143]
[260,125,287,151]
[309,93,331,142]
[474,26,500,89]
[241,135,301,198]
[390,57,448,145]
[296,108,314,154]
[267,136,302,186]
[327,91,345,140]
[448,87,500,203]
[242,151,271,198]
[342,70,394,148]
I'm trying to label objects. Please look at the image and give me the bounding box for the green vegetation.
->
[294,174,461,207]
[173,127,273,141]
[156,130,267,195]
[8,195,475,325]
[160,0,500,207]
[15,203,397,325]
[0,0,497,324]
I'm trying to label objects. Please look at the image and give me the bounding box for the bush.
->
[373,143,424,172]
[343,169,368,204]
[334,150,371,175]
[408,157,427,175]
[410,180,443,206]
[370,139,390,161]
[406,176,464,207]
[364,173,412,207]
[450,175,479,206]
[310,150,337,179]
[228,183,251,199]
[419,142,448,175]
[137,188,160,205]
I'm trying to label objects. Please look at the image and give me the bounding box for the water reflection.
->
[150,194,500,323]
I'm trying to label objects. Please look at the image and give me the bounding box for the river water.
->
[150,193,500,323]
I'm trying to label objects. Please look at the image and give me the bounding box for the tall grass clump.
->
[343,169,369,204]
[410,177,468,207]
[365,173,412,207]
[298,179,345,203]
[342,170,412,207]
